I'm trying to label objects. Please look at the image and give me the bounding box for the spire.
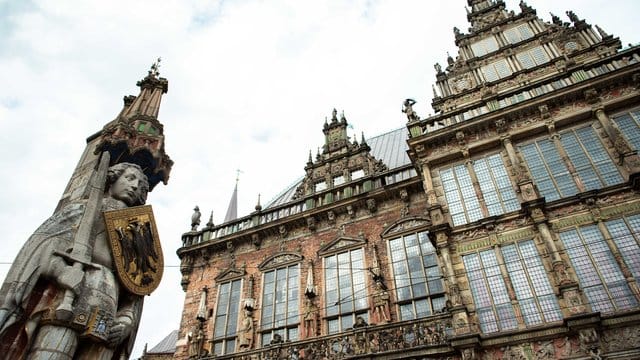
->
[206,211,214,228]
[224,171,240,223]
[255,193,262,212]
[95,58,173,190]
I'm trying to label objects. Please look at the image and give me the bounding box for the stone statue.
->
[372,280,391,323]
[303,298,318,338]
[188,323,205,359]
[238,309,254,350]
[0,161,150,359]
[191,206,201,231]
[402,98,419,122]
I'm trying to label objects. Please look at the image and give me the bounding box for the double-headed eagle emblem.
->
[104,205,163,295]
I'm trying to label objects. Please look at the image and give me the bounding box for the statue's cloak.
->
[0,200,141,359]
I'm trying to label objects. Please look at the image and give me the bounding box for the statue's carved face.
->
[109,167,145,206]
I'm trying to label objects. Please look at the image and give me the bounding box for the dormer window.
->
[333,175,345,186]
[516,46,550,69]
[315,181,327,192]
[503,24,533,44]
[470,36,499,57]
[481,58,512,82]
[351,169,364,181]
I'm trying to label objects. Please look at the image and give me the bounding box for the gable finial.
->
[255,193,262,212]
[206,211,214,228]
[149,57,161,77]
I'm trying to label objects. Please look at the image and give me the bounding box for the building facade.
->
[176,1,640,359]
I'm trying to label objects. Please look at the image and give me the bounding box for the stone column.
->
[434,230,472,336]
[596,220,640,301]
[527,200,587,317]
[594,106,640,174]
[464,158,490,218]
[548,127,587,192]
[421,160,447,226]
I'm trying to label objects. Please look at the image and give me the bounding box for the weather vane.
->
[150,57,162,77]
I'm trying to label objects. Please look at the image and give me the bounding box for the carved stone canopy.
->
[95,69,173,190]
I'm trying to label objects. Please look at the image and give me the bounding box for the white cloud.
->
[0,0,638,357]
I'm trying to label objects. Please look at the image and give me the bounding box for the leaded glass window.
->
[441,164,482,226]
[470,36,499,57]
[482,59,512,82]
[605,215,640,280]
[474,155,520,216]
[519,126,622,201]
[261,265,299,345]
[213,279,242,355]
[324,248,368,333]
[503,23,534,44]
[440,153,518,226]
[464,241,560,334]
[561,127,622,189]
[463,250,517,333]
[520,139,577,201]
[612,109,640,151]
[501,241,562,325]
[389,231,445,320]
[560,224,638,313]
[515,46,550,69]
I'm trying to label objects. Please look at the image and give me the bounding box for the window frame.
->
[323,247,369,334]
[387,229,446,321]
[259,264,300,346]
[560,221,639,313]
[462,239,561,334]
[439,152,519,226]
[518,124,623,201]
[211,278,243,356]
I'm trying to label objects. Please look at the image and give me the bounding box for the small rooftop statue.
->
[402,98,420,122]
[191,206,201,231]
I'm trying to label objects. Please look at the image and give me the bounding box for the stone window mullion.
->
[550,133,587,192]
[600,218,640,302]
[465,159,490,218]
[492,245,526,329]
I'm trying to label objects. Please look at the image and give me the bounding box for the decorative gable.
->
[214,267,245,283]
[292,109,387,200]
[258,252,304,271]
[381,217,431,238]
[318,235,367,256]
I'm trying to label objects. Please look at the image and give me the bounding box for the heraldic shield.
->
[103,205,163,295]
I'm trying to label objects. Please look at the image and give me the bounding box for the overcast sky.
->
[1,0,638,357]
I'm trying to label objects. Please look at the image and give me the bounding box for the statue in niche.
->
[0,161,155,359]
[188,323,206,359]
[303,298,318,338]
[238,309,254,350]
[372,280,391,323]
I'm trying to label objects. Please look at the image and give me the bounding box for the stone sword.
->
[53,151,111,321]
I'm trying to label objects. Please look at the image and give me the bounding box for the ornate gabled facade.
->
[176,1,640,359]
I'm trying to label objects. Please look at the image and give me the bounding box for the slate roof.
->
[147,329,179,354]
[265,127,411,208]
